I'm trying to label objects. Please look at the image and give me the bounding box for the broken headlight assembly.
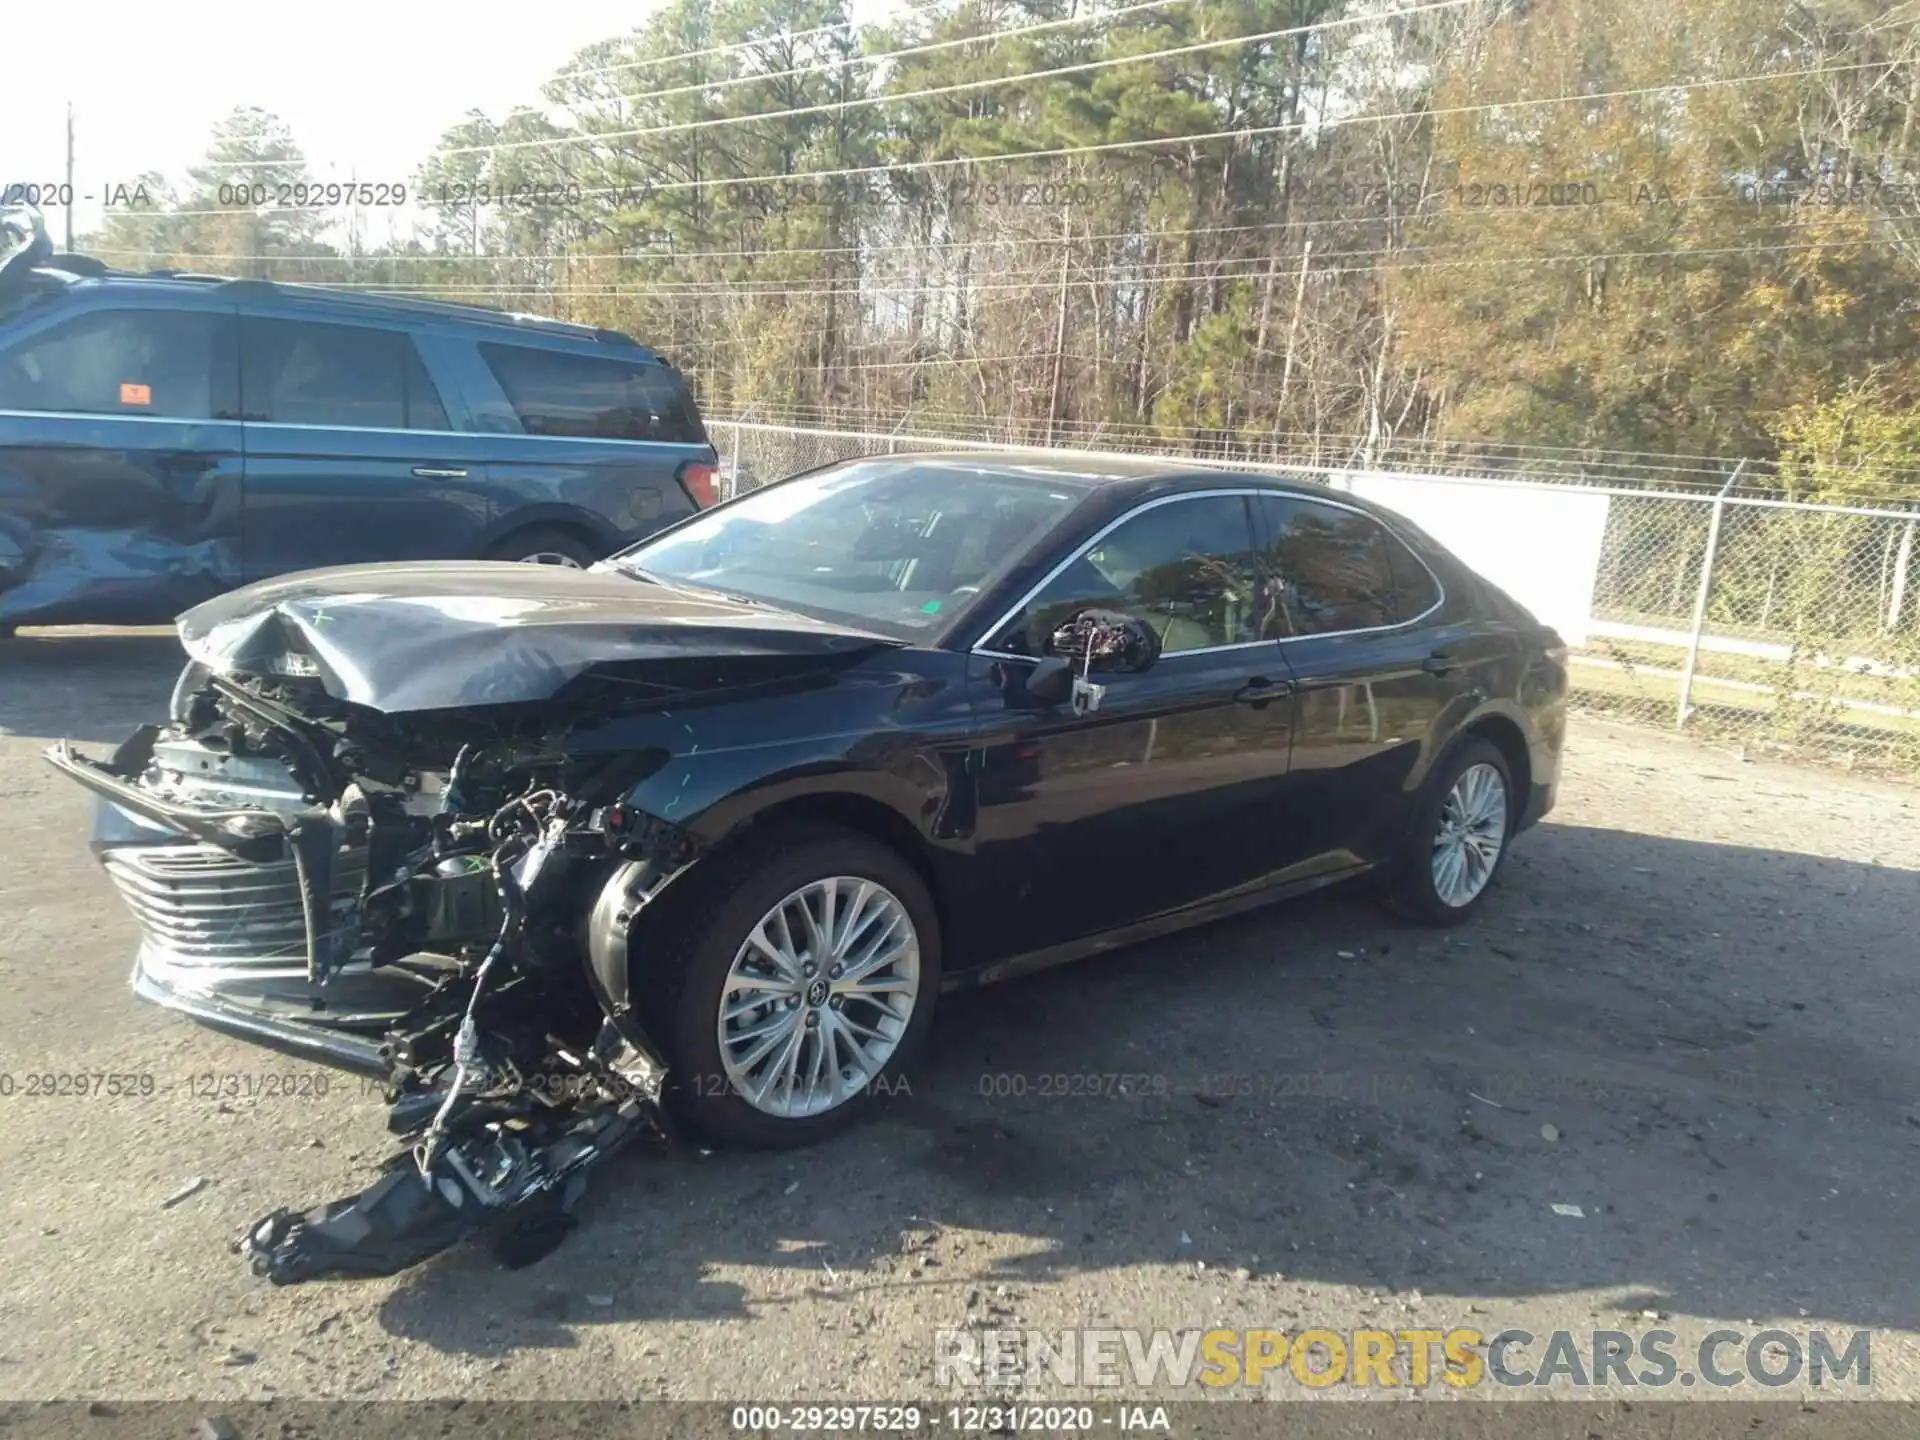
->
[47,672,694,1285]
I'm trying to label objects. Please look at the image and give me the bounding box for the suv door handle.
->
[411,466,469,479]
[1233,676,1294,706]
[1423,648,1459,675]
[155,451,216,474]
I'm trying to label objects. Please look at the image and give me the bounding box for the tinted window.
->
[1384,529,1442,618]
[480,343,706,444]
[994,495,1260,657]
[1255,496,1398,636]
[0,308,217,418]
[242,318,448,430]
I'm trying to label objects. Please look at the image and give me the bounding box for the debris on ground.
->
[161,1177,208,1209]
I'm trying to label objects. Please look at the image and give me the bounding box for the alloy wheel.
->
[1431,762,1508,908]
[716,876,921,1118]
[516,551,584,567]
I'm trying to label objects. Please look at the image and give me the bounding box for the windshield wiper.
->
[610,559,764,608]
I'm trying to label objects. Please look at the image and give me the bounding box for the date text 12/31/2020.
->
[1285,178,1672,211]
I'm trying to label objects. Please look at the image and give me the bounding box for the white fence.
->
[711,419,1920,775]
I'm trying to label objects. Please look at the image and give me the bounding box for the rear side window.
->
[1255,495,1399,636]
[479,343,706,444]
[241,318,449,430]
[1385,530,1443,619]
[0,308,219,419]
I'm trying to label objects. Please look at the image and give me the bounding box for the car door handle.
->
[1233,676,1294,706]
[1423,648,1459,675]
[411,466,469,479]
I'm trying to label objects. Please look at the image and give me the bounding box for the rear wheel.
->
[1378,737,1514,927]
[644,823,941,1149]
[484,527,599,568]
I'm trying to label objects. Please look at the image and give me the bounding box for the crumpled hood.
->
[177,561,901,714]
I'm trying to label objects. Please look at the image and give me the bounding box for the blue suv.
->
[0,206,717,635]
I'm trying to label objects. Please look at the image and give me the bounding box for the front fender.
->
[624,739,952,850]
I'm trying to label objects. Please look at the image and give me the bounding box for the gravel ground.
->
[1,629,1916,1406]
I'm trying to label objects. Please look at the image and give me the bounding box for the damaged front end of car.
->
[49,667,701,1284]
[44,662,715,1286]
[45,564,902,1283]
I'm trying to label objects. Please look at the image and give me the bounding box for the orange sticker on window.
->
[119,382,152,406]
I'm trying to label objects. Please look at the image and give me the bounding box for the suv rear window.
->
[480,343,706,444]
[241,318,449,430]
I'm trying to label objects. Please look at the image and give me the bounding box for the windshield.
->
[608,457,1091,637]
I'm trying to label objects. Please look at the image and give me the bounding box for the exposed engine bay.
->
[48,659,711,1285]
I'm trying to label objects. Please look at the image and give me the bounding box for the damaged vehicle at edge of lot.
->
[44,451,1568,1286]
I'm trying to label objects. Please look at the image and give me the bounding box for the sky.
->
[9,0,897,247]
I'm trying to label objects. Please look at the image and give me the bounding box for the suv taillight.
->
[678,460,719,508]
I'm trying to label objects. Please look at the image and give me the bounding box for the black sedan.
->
[48,451,1566,1282]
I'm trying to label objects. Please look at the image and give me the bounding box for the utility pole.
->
[1046,205,1072,445]
[64,102,75,251]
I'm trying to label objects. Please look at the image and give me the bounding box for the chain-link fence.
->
[1583,492,1920,771]
[710,420,1920,777]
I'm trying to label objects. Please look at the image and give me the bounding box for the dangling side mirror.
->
[1046,608,1161,674]
[1007,609,1161,715]
[1025,656,1075,706]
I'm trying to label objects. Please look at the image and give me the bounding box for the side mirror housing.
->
[1025,656,1074,706]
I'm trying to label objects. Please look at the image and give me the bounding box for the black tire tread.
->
[483,525,600,566]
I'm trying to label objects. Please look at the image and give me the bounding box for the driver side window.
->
[991,494,1261,657]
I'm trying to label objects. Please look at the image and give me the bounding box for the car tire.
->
[485,527,600,568]
[1378,736,1515,927]
[645,822,942,1150]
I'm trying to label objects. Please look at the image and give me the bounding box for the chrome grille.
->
[103,841,368,990]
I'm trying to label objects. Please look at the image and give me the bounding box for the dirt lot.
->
[1,630,1916,1406]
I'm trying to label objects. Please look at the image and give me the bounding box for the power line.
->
[547,0,1198,112]
[612,58,1908,199]
[551,0,957,85]
[548,214,1887,291]
[255,235,1893,300]
[199,0,1207,172]
[90,183,1907,268]
[148,57,1903,216]
[430,0,1477,159]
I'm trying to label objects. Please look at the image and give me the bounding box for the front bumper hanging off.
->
[238,1021,671,1285]
[47,733,680,1286]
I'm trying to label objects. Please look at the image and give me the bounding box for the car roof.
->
[15,261,659,358]
[883,447,1341,497]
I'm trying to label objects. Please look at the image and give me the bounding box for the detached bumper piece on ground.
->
[238,1017,668,1285]
[47,674,699,1285]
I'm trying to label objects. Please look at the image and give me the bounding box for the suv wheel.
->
[486,527,599,568]
[1378,737,1514,927]
[645,823,941,1149]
